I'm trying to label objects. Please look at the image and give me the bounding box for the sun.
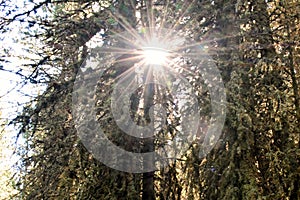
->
[141,46,170,66]
[138,34,174,67]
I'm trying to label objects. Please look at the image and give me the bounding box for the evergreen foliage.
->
[0,0,299,199]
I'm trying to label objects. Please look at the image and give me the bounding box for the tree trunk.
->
[142,66,155,200]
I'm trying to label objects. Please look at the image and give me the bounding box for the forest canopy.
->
[0,0,299,199]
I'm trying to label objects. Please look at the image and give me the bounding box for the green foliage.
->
[1,0,299,199]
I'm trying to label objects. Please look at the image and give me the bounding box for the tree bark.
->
[142,66,155,200]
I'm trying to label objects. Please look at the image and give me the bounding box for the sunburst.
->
[75,0,227,172]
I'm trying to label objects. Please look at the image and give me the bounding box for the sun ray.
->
[93,0,238,103]
[113,54,142,64]
[113,57,148,83]
[172,33,240,53]
[110,59,152,103]
[160,0,196,44]
[164,58,199,78]
[172,0,197,29]
[112,73,139,107]
[97,47,134,54]
[145,0,155,29]
[108,12,145,45]
[140,65,155,111]
[108,8,137,34]
[157,0,171,35]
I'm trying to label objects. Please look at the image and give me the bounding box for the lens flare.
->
[73,0,227,171]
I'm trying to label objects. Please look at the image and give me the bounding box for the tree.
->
[0,110,18,200]
[0,0,299,199]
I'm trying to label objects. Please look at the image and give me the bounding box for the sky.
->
[0,0,45,120]
[0,0,99,174]
[0,1,48,194]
